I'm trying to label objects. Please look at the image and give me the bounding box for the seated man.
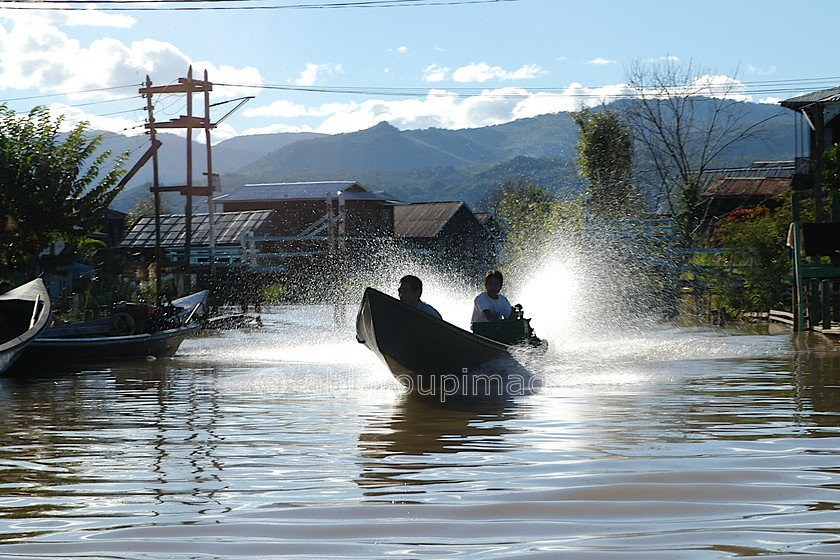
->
[398,275,442,319]
[471,269,513,324]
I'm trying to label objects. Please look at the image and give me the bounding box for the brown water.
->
[1,305,840,559]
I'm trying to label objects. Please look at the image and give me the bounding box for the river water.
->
[1,298,840,559]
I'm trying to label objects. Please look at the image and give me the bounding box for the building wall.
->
[221,199,394,237]
[439,206,497,276]
[396,206,498,279]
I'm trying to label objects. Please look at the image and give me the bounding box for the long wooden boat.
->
[356,287,541,399]
[6,290,208,375]
[0,279,51,374]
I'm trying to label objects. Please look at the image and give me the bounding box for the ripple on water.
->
[0,309,838,558]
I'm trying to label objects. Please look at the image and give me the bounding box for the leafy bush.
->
[712,196,808,313]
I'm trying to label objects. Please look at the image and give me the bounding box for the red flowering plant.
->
[711,196,807,313]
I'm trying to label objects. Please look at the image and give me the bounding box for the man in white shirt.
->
[471,269,513,324]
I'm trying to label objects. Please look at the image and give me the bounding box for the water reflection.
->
[356,395,521,499]
[791,333,840,425]
[0,361,231,540]
[4,316,840,557]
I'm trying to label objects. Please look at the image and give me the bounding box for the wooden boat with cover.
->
[7,290,208,375]
[356,287,543,399]
[0,278,51,374]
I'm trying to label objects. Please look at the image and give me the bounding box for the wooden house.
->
[118,185,505,301]
[120,210,284,275]
[474,211,506,243]
[217,181,397,237]
[780,86,840,218]
[701,161,797,221]
[393,201,499,277]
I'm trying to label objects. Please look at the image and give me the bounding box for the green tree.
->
[492,180,581,263]
[0,105,128,277]
[712,197,804,313]
[623,59,779,243]
[571,106,637,219]
[127,190,172,230]
[496,180,556,246]
[823,143,840,194]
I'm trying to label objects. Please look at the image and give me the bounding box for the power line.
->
[54,95,141,109]
[2,0,275,2]
[214,77,840,99]
[4,75,839,118]
[0,84,140,103]
[0,0,521,11]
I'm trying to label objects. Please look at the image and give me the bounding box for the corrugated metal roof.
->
[218,181,392,203]
[394,201,464,238]
[120,210,274,249]
[780,86,840,109]
[708,161,797,179]
[703,177,791,198]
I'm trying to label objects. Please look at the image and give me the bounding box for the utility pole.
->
[185,66,195,289]
[203,69,218,286]
[141,75,164,300]
[139,66,215,295]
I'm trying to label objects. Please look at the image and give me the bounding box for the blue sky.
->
[0,0,837,145]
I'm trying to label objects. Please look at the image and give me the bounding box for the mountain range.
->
[107,100,797,214]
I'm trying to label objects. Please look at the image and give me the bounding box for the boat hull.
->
[4,290,207,377]
[0,279,51,374]
[20,324,200,363]
[356,287,536,399]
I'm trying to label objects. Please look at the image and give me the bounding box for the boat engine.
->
[110,301,155,335]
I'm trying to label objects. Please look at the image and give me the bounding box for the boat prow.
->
[0,279,51,375]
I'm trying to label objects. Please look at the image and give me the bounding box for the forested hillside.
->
[107,100,795,212]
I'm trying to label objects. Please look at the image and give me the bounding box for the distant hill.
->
[108,131,323,213]
[236,114,580,177]
[105,100,796,212]
[212,132,325,174]
[221,113,585,205]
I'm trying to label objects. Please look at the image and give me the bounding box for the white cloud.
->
[35,75,762,141]
[274,83,642,135]
[674,74,752,102]
[451,62,547,83]
[643,55,681,64]
[292,62,343,86]
[245,100,310,119]
[0,18,261,100]
[425,62,546,83]
[587,58,616,65]
[422,63,450,82]
[397,46,408,54]
[513,83,637,118]
[245,99,356,119]
[241,123,317,135]
[110,73,764,140]
[747,64,776,75]
[0,4,135,28]
[47,102,143,135]
[507,64,547,80]
[43,99,246,144]
[0,13,260,142]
